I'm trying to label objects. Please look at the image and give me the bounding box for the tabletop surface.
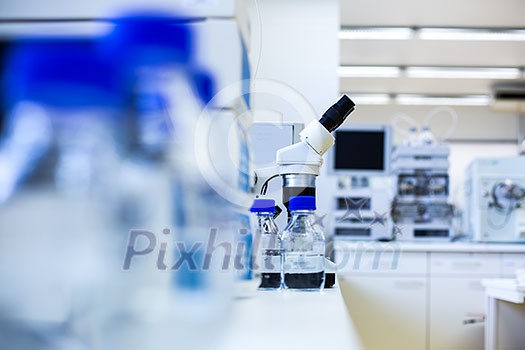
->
[217,282,363,350]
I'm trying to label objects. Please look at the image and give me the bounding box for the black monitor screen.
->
[334,130,385,171]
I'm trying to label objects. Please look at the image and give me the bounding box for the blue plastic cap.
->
[3,39,124,109]
[105,12,193,68]
[250,199,276,213]
[289,196,316,211]
[103,12,216,106]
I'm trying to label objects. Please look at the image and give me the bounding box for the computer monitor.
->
[327,124,391,176]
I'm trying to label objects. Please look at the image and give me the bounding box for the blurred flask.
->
[99,13,236,350]
[0,39,125,350]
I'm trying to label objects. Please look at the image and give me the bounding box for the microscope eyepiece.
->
[319,94,355,132]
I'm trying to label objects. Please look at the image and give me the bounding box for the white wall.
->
[240,0,340,123]
[345,105,520,143]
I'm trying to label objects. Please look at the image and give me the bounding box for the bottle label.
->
[258,249,282,273]
[283,252,324,274]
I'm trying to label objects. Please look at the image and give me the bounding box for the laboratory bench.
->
[333,240,525,350]
[333,240,525,253]
[218,282,363,350]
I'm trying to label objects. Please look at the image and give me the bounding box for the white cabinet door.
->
[430,252,500,276]
[335,247,427,275]
[500,253,525,278]
[429,277,488,350]
[429,253,500,350]
[339,275,427,350]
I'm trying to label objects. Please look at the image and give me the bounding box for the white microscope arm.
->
[252,119,336,194]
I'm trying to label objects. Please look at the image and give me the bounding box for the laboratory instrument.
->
[465,157,525,242]
[391,128,454,240]
[250,198,282,290]
[253,95,356,219]
[327,124,392,177]
[326,124,393,240]
[282,196,326,290]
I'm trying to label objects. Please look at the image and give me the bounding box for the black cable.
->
[259,174,279,195]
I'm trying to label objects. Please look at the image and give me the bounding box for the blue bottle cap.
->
[105,12,193,68]
[103,12,215,105]
[3,39,124,109]
[289,196,316,211]
[250,199,276,213]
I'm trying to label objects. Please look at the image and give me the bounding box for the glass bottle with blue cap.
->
[102,12,214,158]
[281,196,326,290]
[250,198,282,289]
[0,38,126,349]
[101,13,237,350]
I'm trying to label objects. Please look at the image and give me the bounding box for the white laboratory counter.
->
[218,283,363,350]
[333,240,525,253]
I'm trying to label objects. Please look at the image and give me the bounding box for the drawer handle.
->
[451,262,482,270]
[393,281,424,290]
[463,313,485,325]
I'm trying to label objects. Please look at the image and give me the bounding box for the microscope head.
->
[298,95,356,158]
[319,95,355,133]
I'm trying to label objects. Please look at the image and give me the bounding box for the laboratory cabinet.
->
[500,253,525,277]
[338,250,427,350]
[340,273,427,350]
[428,252,500,350]
[335,243,525,350]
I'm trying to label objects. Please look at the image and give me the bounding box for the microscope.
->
[252,95,356,219]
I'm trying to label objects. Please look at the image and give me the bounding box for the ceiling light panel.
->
[339,27,413,40]
[418,28,525,41]
[338,66,401,78]
[347,94,391,105]
[405,67,522,79]
[340,27,525,42]
[395,94,492,106]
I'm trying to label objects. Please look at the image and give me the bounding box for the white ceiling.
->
[340,40,525,68]
[339,0,525,98]
[341,0,525,27]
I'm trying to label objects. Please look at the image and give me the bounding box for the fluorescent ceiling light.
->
[348,94,391,105]
[419,28,525,41]
[406,67,521,79]
[340,26,525,42]
[338,66,401,78]
[396,94,491,106]
[339,27,413,40]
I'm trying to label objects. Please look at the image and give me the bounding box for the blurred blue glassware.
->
[0,38,127,350]
[98,12,235,350]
